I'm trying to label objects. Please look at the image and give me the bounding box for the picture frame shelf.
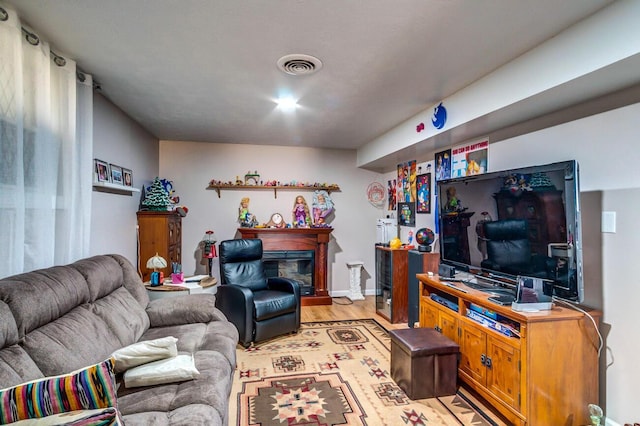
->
[93,181,140,195]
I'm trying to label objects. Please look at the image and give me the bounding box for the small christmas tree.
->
[529,172,555,190]
[142,177,171,210]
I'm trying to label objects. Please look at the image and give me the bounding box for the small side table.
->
[145,277,217,301]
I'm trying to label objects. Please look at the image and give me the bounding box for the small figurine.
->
[292,195,311,228]
[238,197,257,227]
[312,190,334,227]
[445,186,460,212]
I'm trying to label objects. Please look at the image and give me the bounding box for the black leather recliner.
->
[480,219,554,279]
[215,238,301,347]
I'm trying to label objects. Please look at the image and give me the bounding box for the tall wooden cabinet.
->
[418,274,600,426]
[137,211,182,282]
[375,246,409,324]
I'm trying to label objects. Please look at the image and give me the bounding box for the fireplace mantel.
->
[238,227,333,305]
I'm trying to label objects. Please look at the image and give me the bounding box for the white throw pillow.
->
[123,354,199,388]
[111,336,178,373]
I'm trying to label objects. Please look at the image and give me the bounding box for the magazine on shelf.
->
[466,309,520,338]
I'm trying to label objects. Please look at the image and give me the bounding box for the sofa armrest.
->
[146,294,227,327]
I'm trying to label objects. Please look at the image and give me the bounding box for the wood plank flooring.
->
[301,295,409,330]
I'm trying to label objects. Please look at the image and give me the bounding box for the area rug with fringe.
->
[229,319,503,425]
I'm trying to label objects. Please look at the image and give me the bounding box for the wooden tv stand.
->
[417,274,600,426]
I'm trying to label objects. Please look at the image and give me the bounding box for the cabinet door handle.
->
[480,354,486,365]
[486,357,493,369]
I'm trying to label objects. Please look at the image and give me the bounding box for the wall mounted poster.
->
[416,173,431,213]
[451,139,489,178]
[435,149,452,181]
[396,160,417,202]
[398,202,415,226]
[387,179,397,210]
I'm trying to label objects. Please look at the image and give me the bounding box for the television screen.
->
[436,160,583,302]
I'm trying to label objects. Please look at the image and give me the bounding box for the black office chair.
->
[480,219,554,279]
[215,238,301,347]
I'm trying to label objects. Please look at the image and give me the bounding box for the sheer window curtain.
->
[0,5,93,278]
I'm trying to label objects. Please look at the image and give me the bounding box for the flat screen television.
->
[436,160,583,302]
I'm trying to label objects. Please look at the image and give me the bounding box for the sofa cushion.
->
[118,351,231,426]
[0,301,18,349]
[89,286,150,348]
[117,322,237,423]
[0,358,119,424]
[0,267,91,338]
[122,404,223,426]
[22,307,124,376]
[72,255,149,308]
[0,345,45,388]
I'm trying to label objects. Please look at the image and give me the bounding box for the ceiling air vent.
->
[277,54,323,76]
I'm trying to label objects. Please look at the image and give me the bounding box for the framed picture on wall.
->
[122,168,133,187]
[94,159,109,182]
[416,173,431,213]
[110,164,123,185]
[398,202,415,226]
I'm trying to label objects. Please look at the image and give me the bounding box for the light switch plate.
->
[602,211,616,233]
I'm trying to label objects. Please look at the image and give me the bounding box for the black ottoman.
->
[390,328,460,399]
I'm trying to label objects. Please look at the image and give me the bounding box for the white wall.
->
[158,141,382,295]
[90,94,158,266]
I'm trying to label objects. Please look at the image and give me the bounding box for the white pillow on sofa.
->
[123,354,199,388]
[111,336,178,373]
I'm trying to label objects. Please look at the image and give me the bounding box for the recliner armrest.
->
[267,277,300,295]
[146,294,227,327]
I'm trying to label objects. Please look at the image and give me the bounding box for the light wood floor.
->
[301,295,409,330]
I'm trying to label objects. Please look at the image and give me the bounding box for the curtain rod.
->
[0,6,101,91]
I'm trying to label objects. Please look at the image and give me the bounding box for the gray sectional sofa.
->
[0,254,239,425]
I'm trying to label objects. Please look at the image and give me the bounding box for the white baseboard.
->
[329,289,376,298]
[606,418,621,426]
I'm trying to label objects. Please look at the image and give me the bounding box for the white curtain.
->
[0,5,93,278]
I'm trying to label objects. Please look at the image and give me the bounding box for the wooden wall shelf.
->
[207,184,340,198]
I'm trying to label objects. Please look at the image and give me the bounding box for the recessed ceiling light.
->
[276,96,298,111]
[277,54,323,76]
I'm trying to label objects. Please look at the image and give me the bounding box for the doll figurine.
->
[292,195,311,228]
[312,190,334,227]
[238,197,251,226]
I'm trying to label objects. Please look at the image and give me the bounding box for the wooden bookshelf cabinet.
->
[137,211,182,282]
[418,274,600,426]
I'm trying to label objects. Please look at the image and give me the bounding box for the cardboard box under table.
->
[390,328,460,399]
